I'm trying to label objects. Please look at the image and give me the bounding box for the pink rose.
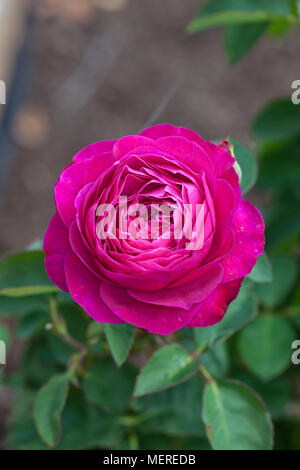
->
[44,124,264,335]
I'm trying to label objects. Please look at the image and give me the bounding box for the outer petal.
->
[64,250,123,324]
[187,278,243,327]
[43,213,69,292]
[128,265,223,310]
[100,283,198,335]
[73,141,116,162]
[222,200,265,282]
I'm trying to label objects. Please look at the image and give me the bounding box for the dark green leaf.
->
[103,323,135,366]
[254,255,298,307]
[225,23,267,64]
[33,374,69,447]
[253,99,300,142]
[202,379,273,449]
[237,314,296,380]
[17,311,48,339]
[0,295,47,318]
[133,376,205,437]
[0,251,59,297]
[201,342,230,379]
[134,344,198,397]
[83,360,136,412]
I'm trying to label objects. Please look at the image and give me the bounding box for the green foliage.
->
[134,344,198,397]
[33,374,69,447]
[103,323,135,366]
[230,138,258,194]
[248,253,273,283]
[0,251,59,297]
[187,0,300,63]
[237,314,296,381]
[202,380,273,450]
[253,99,300,142]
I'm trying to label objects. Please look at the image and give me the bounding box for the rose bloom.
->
[44,124,264,335]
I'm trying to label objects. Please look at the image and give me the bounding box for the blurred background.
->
[1,0,300,255]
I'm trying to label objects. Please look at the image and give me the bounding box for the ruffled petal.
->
[100,283,198,334]
[64,250,123,324]
[128,265,223,310]
[43,213,70,292]
[222,200,265,282]
[187,278,243,327]
[73,141,116,162]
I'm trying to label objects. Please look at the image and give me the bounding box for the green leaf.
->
[237,314,296,381]
[194,281,257,350]
[254,255,298,307]
[132,376,205,437]
[201,342,230,379]
[202,379,273,450]
[83,360,136,412]
[187,0,293,34]
[33,374,69,448]
[0,251,59,297]
[230,138,258,193]
[253,98,300,142]
[134,344,198,397]
[248,253,273,283]
[225,22,267,64]
[103,323,135,366]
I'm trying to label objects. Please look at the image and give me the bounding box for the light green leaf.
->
[237,314,296,381]
[253,98,300,142]
[230,138,258,193]
[254,255,298,307]
[134,344,198,397]
[83,360,136,412]
[225,23,267,64]
[194,281,257,351]
[187,0,293,34]
[248,253,273,283]
[33,374,69,447]
[103,323,135,366]
[202,379,273,450]
[0,251,59,297]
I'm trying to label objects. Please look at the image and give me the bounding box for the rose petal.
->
[128,265,223,310]
[187,278,243,327]
[64,250,123,324]
[43,213,70,292]
[100,283,198,334]
[222,200,265,281]
[73,141,116,162]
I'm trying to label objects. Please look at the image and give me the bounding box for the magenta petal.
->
[187,278,243,327]
[73,141,116,162]
[43,213,69,292]
[222,200,265,281]
[128,265,223,310]
[100,283,198,334]
[64,250,123,324]
[113,136,153,160]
